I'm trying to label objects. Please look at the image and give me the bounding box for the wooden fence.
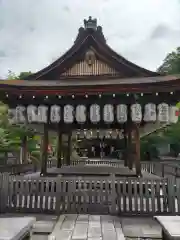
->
[141,161,180,181]
[0,173,179,216]
[0,163,34,175]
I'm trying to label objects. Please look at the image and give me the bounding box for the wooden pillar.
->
[22,136,28,163]
[127,126,133,170]
[20,136,27,164]
[66,131,72,166]
[57,128,62,168]
[40,123,49,175]
[134,124,142,176]
[124,125,128,167]
[126,104,133,170]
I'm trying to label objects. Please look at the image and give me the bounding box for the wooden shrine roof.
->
[1,16,180,94]
[24,16,159,81]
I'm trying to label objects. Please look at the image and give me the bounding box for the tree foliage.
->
[157,47,180,74]
[7,70,32,80]
[141,47,180,160]
[141,122,180,160]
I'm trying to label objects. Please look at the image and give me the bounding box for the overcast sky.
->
[0,0,180,78]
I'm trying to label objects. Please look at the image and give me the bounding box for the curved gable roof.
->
[26,16,160,80]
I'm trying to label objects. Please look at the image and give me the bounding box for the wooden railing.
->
[47,158,180,180]
[0,163,34,175]
[141,161,180,180]
[0,173,179,216]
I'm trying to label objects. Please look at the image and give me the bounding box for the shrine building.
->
[1,16,180,176]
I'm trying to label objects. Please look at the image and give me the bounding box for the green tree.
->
[7,70,32,80]
[157,47,180,74]
[18,71,32,79]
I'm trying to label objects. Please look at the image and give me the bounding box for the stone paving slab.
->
[32,234,49,240]
[0,213,57,235]
[121,217,162,238]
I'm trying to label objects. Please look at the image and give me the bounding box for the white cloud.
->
[0,0,180,78]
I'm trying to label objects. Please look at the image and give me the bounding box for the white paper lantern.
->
[103,104,114,123]
[131,103,142,123]
[63,105,74,123]
[27,105,38,123]
[50,105,61,123]
[75,105,86,123]
[157,103,169,122]
[169,106,179,123]
[37,105,48,123]
[144,103,156,122]
[116,104,127,123]
[90,104,100,123]
[15,105,26,123]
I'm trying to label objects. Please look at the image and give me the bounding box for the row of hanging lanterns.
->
[8,103,179,124]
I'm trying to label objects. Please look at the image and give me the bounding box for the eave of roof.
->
[0,75,179,87]
[0,74,179,97]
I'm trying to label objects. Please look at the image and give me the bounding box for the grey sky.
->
[0,0,180,78]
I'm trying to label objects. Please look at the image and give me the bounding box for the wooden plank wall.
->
[0,173,180,216]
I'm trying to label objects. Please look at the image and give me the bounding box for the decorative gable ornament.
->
[169,106,179,123]
[90,104,100,123]
[116,104,127,123]
[15,105,26,123]
[143,103,156,122]
[103,104,114,123]
[76,105,86,123]
[85,49,96,66]
[131,103,142,123]
[84,16,97,30]
[37,105,48,123]
[50,105,61,123]
[64,105,74,123]
[157,103,169,122]
[27,105,38,123]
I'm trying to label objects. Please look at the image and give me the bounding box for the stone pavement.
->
[49,214,125,240]
[0,213,162,239]
[49,214,162,240]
